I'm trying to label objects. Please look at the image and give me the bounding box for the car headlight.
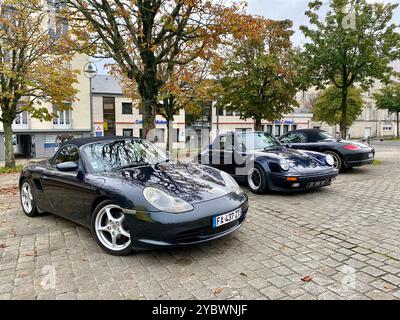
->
[143,187,193,213]
[280,159,290,171]
[325,154,335,167]
[220,171,243,195]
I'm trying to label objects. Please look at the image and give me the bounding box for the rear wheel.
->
[325,151,344,171]
[91,200,133,256]
[247,165,268,194]
[20,180,39,217]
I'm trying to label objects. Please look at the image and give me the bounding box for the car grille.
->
[176,220,240,244]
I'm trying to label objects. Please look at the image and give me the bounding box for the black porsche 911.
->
[279,129,375,171]
[198,131,339,194]
[19,137,248,255]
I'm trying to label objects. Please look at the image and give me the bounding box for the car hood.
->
[253,147,329,171]
[98,162,236,205]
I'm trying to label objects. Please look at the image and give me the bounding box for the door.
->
[364,127,372,139]
[42,145,85,223]
[210,134,235,173]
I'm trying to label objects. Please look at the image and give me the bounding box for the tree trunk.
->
[340,87,348,139]
[254,117,262,131]
[397,112,399,140]
[3,120,16,168]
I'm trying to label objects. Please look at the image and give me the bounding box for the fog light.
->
[292,183,300,188]
[287,177,298,182]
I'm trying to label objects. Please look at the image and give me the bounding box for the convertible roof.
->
[62,136,140,148]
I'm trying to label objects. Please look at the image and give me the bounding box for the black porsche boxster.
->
[279,129,375,171]
[19,137,248,255]
[198,131,339,194]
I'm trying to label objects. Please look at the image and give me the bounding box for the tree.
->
[65,0,244,139]
[374,82,400,139]
[220,18,299,131]
[312,85,363,128]
[0,0,79,168]
[300,0,400,138]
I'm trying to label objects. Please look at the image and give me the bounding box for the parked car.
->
[198,131,339,194]
[279,129,375,171]
[19,137,248,255]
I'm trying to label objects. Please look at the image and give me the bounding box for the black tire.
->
[247,164,268,194]
[325,151,344,172]
[20,179,39,217]
[90,200,133,256]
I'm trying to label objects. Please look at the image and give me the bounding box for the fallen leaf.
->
[213,288,223,295]
[240,272,247,277]
[0,244,7,249]
[24,251,37,257]
[301,275,313,282]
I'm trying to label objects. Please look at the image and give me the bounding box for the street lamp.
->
[83,62,98,136]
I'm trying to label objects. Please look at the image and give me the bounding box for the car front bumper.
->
[343,149,375,168]
[267,169,339,192]
[123,192,249,250]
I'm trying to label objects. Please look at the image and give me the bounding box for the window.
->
[122,103,133,115]
[281,132,307,144]
[238,132,281,151]
[383,125,392,131]
[103,97,116,136]
[53,105,71,126]
[274,125,281,137]
[217,107,224,116]
[235,128,250,133]
[15,111,28,125]
[292,125,298,131]
[123,129,133,137]
[283,125,290,135]
[313,126,321,130]
[53,145,79,165]
[264,125,273,134]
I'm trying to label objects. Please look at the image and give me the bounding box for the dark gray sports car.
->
[19,137,248,255]
[279,129,375,171]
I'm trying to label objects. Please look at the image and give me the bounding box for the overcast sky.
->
[95,0,400,74]
[248,0,400,47]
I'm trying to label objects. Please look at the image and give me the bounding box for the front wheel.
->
[247,165,268,194]
[91,201,133,256]
[20,180,39,217]
[325,151,344,172]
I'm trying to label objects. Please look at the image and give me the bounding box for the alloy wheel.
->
[21,182,33,213]
[95,205,131,251]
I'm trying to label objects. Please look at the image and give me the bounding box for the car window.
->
[314,131,334,142]
[81,139,168,173]
[238,132,281,151]
[213,135,233,151]
[281,132,307,143]
[53,145,80,165]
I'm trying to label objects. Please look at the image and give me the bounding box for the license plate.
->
[213,208,242,228]
[368,153,374,158]
[307,180,329,188]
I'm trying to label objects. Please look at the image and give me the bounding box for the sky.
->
[95,0,400,74]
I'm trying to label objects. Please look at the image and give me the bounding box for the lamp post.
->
[215,75,221,135]
[84,62,98,136]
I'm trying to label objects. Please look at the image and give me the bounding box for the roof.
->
[62,136,140,148]
[92,75,123,95]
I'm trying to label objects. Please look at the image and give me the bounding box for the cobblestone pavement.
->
[1,143,400,300]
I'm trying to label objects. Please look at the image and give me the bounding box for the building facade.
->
[92,75,186,150]
[0,54,92,161]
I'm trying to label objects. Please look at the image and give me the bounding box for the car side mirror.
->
[56,161,79,172]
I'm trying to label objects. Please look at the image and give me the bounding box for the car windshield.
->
[316,131,334,141]
[81,139,168,173]
[239,132,282,151]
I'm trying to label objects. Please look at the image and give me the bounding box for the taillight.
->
[343,145,362,151]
